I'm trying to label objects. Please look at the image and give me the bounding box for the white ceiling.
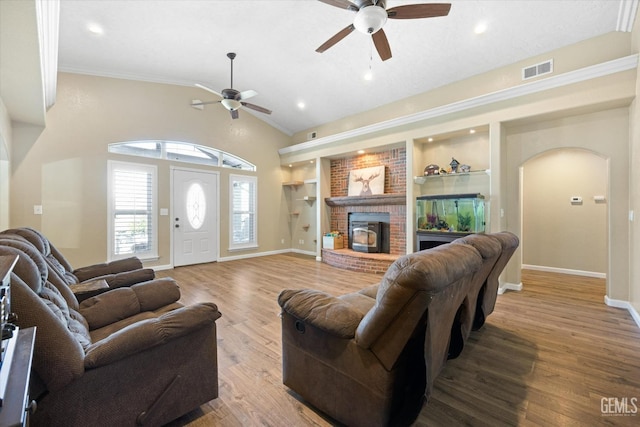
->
[56,0,633,136]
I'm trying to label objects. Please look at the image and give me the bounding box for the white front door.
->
[172,168,218,267]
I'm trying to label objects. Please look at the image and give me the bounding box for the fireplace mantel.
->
[324,194,406,207]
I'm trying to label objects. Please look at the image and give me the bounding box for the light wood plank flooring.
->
[159,254,640,426]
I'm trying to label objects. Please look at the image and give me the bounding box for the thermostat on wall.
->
[570,196,582,204]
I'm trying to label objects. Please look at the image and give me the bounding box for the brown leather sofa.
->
[0,227,155,300]
[278,232,518,426]
[1,236,222,426]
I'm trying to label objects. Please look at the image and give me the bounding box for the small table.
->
[0,327,36,427]
[69,279,110,302]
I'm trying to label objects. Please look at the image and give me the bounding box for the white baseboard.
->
[522,264,606,279]
[498,282,523,295]
[291,248,317,257]
[151,248,317,269]
[150,264,173,271]
[604,296,640,329]
[219,248,292,262]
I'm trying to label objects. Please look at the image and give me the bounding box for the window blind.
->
[108,161,157,260]
[230,174,257,249]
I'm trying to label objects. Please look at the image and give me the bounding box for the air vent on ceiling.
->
[522,59,553,81]
[307,131,317,140]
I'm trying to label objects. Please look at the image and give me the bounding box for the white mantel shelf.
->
[325,194,406,207]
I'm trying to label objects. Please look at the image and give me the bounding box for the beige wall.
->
[10,73,292,267]
[0,98,11,230]
[630,9,640,314]
[521,148,607,275]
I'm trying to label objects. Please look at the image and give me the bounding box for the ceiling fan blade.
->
[387,3,451,19]
[317,0,359,12]
[241,102,272,115]
[316,24,356,53]
[372,28,392,61]
[195,83,222,97]
[191,100,220,107]
[239,89,258,100]
[231,109,239,119]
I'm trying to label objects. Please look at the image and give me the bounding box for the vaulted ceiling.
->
[29,1,640,135]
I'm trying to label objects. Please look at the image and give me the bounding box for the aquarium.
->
[416,193,486,234]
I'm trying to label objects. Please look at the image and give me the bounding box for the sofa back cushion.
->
[355,243,482,350]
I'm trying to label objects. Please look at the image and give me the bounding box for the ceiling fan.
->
[193,52,271,119]
[316,0,451,61]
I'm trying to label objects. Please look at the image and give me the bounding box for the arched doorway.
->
[521,148,608,278]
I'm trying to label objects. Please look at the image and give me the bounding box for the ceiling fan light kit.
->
[221,99,241,111]
[353,5,387,34]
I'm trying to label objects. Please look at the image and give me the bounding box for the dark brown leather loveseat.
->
[278,231,518,426]
[0,230,222,426]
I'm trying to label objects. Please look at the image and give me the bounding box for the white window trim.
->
[229,174,258,251]
[107,160,158,261]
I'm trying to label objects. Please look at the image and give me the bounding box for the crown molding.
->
[36,0,59,111]
[279,54,639,156]
[617,0,639,32]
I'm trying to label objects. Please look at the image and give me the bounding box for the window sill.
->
[228,245,259,252]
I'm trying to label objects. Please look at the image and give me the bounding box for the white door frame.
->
[170,166,220,267]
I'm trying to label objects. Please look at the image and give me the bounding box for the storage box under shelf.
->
[323,235,344,250]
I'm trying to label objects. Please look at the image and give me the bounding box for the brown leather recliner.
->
[470,231,520,330]
[2,241,221,427]
[278,241,484,427]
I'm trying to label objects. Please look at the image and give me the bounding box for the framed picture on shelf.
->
[348,165,385,196]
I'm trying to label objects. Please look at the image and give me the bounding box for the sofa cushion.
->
[80,288,142,330]
[278,289,365,338]
[40,282,71,324]
[355,243,482,348]
[73,257,143,282]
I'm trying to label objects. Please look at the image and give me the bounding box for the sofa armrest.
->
[84,302,221,369]
[100,268,156,289]
[79,278,181,330]
[278,289,364,339]
[73,257,144,282]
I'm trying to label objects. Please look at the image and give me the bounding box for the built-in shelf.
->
[302,224,310,230]
[282,181,304,187]
[413,169,490,184]
[325,194,406,207]
[290,211,300,215]
[296,196,316,203]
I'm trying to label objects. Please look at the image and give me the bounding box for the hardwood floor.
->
[159,254,640,426]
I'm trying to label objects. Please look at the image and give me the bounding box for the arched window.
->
[108,140,256,171]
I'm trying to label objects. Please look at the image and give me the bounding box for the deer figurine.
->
[353,171,381,196]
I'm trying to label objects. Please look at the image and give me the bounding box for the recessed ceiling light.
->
[357,150,365,154]
[87,23,104,35]
[469,129,476,134]
[428,137,434,142]
[310,160,314,163]
[364,71,373,81]
[297,102,305,110]
[474,22,487,35]
[288,164,292,168]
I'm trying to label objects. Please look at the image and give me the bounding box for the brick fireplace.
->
[322,148,406,273]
